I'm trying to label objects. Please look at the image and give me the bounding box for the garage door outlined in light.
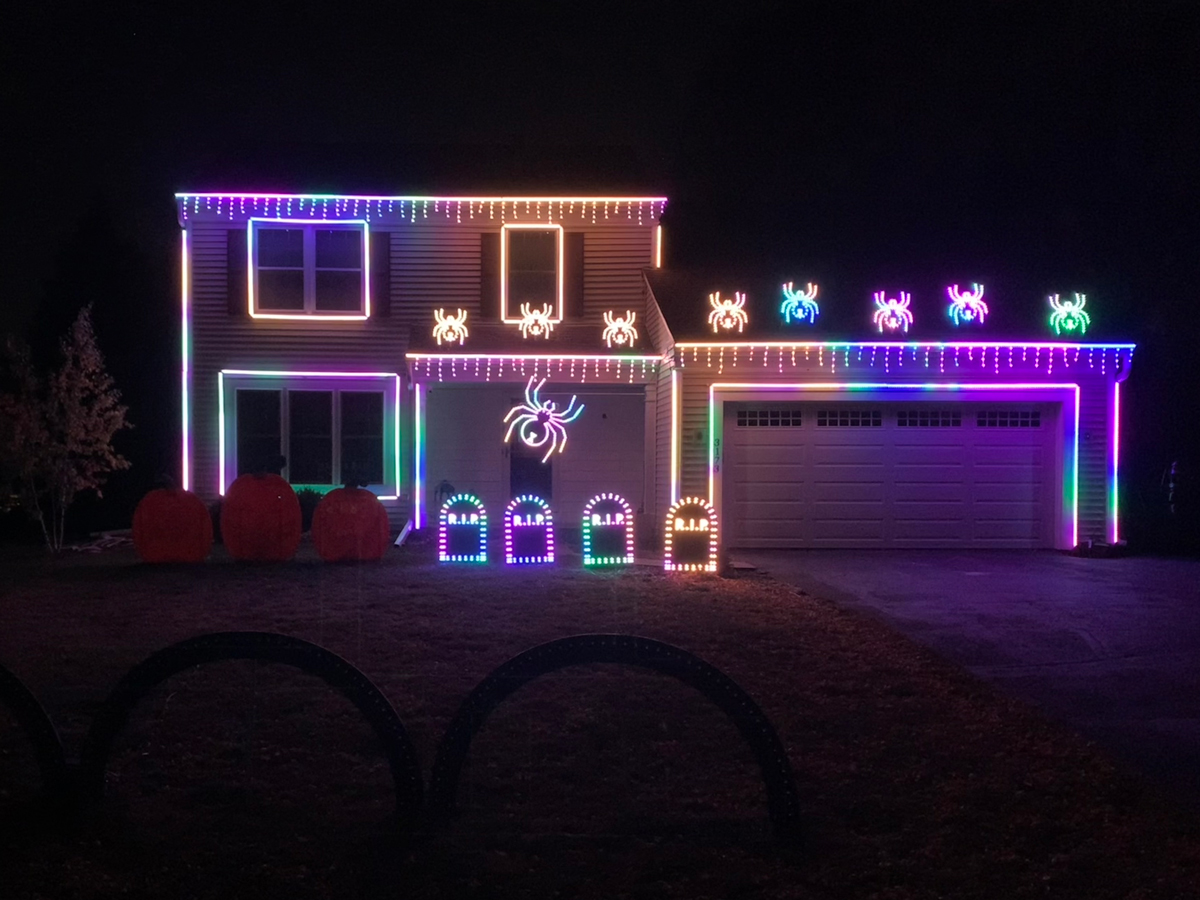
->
[707,382,1083,549]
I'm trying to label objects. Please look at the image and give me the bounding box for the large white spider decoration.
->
[708,291,749,333]
[517,302,556,339]
[601,310,638,347]
[1048,293,1090,335]
[780,282,820,324]
[947,284,988,326]
[432,308,469,345]
[872,291,913,333]
[503,377,584,463]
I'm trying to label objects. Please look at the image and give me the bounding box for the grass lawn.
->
[1,535,1198,899]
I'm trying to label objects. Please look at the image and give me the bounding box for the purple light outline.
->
[500,223,564,324]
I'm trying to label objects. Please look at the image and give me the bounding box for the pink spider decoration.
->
[708,291,748,333]
[503,377,584,463]
[947,284,988,326]
[872,291,913,333]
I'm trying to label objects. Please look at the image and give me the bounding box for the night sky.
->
[4,1,1199,536]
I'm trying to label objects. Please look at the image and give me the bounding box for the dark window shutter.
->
[480,232,500,320]
[370,229,391,317]
[227,228,247,316]
[564,231,585,319]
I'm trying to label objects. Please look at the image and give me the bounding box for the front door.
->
[510,439,553,500]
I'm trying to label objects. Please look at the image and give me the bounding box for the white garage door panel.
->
[726,401,1057,549]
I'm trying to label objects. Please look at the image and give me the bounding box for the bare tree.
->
[0,306,131,550]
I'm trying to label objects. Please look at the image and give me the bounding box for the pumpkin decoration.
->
[312,486,391,562]
[221,473,302,562]
[133,488,213,563]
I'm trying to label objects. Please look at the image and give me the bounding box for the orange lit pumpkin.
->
[312,487,391,562]
[221,473,302,562]
[132,488,213,563]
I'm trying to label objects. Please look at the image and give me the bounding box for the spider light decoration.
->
[780,282,820,324]
[708,291,749,333]
[601,310,638,347]
[517,302,556,339]
[432,308,469,345]
[1048,293,1091,336]
[872,291,914,333]
[503,377,584,463]
[947,284,988,326]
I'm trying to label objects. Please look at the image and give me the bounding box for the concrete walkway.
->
[735,549,1200,812]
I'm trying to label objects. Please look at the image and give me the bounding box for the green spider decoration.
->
[1048,293,1091,335]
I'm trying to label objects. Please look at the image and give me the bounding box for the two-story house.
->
[177,191,1133,553]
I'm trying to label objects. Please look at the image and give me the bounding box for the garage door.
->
[725,402,1059,548]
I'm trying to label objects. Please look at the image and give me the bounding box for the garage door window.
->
[737,409,802,427]
[817,409,882,427]
[977,410,1041,428]
[897,409,962,427]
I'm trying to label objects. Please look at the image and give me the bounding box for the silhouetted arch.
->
[78,632,423,819]
[0,661,68,802]
[429,634,801,843]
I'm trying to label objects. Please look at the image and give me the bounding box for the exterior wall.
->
[668,344,1130,548]
[180,196,665,533]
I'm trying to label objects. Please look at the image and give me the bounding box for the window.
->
[249,219,369,318]
[501,224,563,323]
[221,372,398,496]
[977,409,1041,428]
[737,409,802,427]
[817,409,882,427]
[897,409,962,427]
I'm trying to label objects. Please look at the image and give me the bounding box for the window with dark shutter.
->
[480,232,500,320]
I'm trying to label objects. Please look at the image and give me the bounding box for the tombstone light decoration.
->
[432,308,469,346]
[780,282,820,325]
[503,377,584,463]
[582,492,634,566]
[872,290,913,333]
[601,310,638,347]
[1048,293,1091,336]
[708,291,749,333]
[517,302,556,339]
[946,284,988,326]
[438,493,488,562]
[663,497,718,573]
[505,494,554,564]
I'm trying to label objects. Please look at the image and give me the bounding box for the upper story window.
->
[249,219,369,319]
[501,224,563,323]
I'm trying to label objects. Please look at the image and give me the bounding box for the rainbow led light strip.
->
[405,353,660,385]
[663,497,719,573]
[216,370,401,498]
[413,384,424,528]
[673,341,1134,377]
[504,494,555,564]
[246,219,370,321]
[706,382,1083,548]
[501,223,564,324]
[582,492,635,566]
[180,230,191,490]
[438,493,488,562]
[177,193,668,225]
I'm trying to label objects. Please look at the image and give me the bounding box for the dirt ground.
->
[1,534,1198,898]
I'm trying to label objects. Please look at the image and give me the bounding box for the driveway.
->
[735,549,1200,812]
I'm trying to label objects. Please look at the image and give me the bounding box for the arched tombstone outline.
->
[78,632,424,822]
[428,634,802,844]
[504,494,554,564]
[0,662,69,804]
[439,493,488,562]
[581,492,634,566]
[664,497,719,572]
